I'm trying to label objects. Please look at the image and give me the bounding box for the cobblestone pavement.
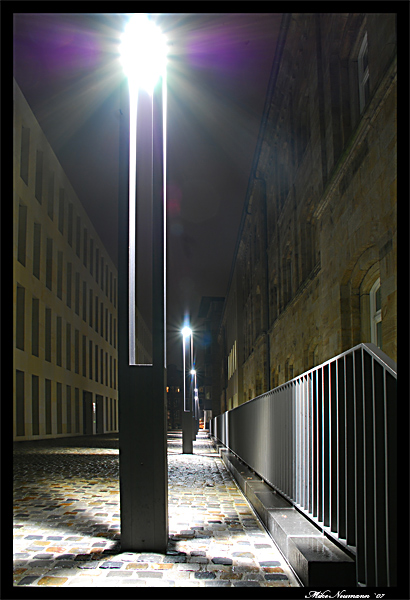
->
[13,431,301,588]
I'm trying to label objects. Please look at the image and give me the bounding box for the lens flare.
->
[120,13,167,94]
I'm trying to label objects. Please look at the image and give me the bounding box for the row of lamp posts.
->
[181,326,200,454]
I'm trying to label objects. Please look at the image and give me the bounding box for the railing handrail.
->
[227,343,396,413]
[212,343,397,587]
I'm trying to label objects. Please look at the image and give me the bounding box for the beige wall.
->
[14,80,119,440]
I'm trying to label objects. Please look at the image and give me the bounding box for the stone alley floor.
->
[12,430,301,588]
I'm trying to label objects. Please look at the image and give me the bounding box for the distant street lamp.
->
[181,325,194,453]
[118,13,168,552]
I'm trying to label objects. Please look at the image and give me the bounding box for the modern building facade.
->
[218,13,397,412]
[13,79,120,441]
[198,296,225,417]
[166,363,183,430]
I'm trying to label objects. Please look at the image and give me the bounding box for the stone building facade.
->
[13,80,121,441]
[218,13,397,412]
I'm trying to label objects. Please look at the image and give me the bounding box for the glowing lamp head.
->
[190,369,196,375]
[120,13,167,94]
[181,326,192,339]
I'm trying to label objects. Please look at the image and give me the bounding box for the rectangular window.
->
[76,216,81,257]
[58,189,65,234]
[114,318,117,349]
[82,281,87,321]
[75,388,80,433]
[105,265,108,296]
[17,204,28,266]
[95,296,99,333]
[16,370,25,436]
[66,322,71,370]
[100,302,104,337]
[33,223,41,279]
[110,272,113,302]
[66,385,72,433]
[95,344,99,382]
[106,397,109,430]
[45,378,52,435]
[16,285,25,350]
[56,316,62,366]
[75,329,80,374]
[89,340,93,379]
[20,125,30,185]
[101,257,104,291]
[75,272,80,315]
[83,228,88,267]
[35,150,43,203]
[57,251,63,299]
[110,313,113,345]
[358,32,370,114]
[90,239,94,276]
[45,307,52,362]
[114,358,117,389]
[68,203,73,246]
[46,238,53,290]
[105,352,108,386]
[110,397,113,431]
[47,173,54,220]
[100,348,104,385]
[114,278,117,308]
[82,335,87,377]
[31,297,39,356]
[114,398,117,431]
[66,263,72,308]
[110,355,113,388]
[89,289,93,327]
[32,375,39,435]
[105,308,108,341]
[57,382,62,434]
[96,248,100,283]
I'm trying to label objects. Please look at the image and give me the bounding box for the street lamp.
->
[181,325,194,453]
[118,13,168,553]
[182,326,193,412]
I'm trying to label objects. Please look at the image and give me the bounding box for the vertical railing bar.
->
[310,370,314,516]
[301,379,304,507]
[316,367,320,521]
[294,381,298,505]
[298,380,301,506]
[383,367,389,586]
[383,367,390,587]
[372,356,378,587]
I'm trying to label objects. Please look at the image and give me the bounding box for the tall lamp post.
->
[190,368,199,438]
[181,326,194,453]
[118,13,168,552]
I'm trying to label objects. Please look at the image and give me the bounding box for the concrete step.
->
[215,443,356,587]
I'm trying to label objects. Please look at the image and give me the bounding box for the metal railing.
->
[211,343,397,587]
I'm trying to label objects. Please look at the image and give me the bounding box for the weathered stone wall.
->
[221,13,396,402]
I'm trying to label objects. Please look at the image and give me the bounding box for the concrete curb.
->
[212,439,356,587]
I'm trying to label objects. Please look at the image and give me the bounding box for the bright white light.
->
[190,369,196,375]
[120,13,167,94]
[182,326,192,339]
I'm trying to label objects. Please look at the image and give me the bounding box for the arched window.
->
[370,278,382,349]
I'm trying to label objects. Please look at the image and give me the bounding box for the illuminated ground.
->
[13,431,301,587]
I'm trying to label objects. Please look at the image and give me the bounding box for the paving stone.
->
[13,432,300,588]
[37,576,68,586]
[99,561,124,569]
[211,557,233,565]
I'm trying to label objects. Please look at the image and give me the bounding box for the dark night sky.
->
[13,12,282,367]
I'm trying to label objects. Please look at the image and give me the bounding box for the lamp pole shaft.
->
[118,76,168,552]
